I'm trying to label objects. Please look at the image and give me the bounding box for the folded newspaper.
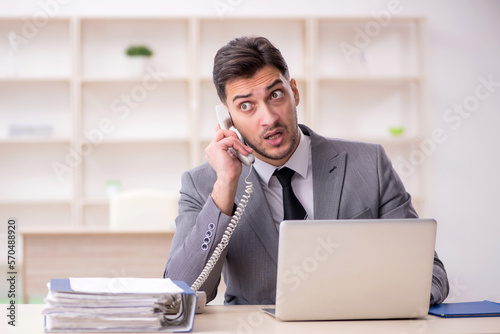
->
[42,278,197,332]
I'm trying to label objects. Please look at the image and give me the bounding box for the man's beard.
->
[240,114,299,162]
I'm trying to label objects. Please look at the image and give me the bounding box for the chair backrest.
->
[109,188,179,230]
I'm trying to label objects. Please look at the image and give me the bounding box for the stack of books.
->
[42,277,197,332]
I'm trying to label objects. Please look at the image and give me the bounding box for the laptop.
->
[264,218,437,321]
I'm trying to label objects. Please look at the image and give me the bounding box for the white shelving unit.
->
[0,16,429,228]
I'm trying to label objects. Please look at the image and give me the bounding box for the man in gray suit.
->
[164,36,449,306]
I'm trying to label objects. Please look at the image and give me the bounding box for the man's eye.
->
[240,102,252,111]
[271,90,284,99]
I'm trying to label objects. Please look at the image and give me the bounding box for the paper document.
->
[68,277,184,294]
[42,278,197,332]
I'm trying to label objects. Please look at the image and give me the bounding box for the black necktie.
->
[274,167,307,220]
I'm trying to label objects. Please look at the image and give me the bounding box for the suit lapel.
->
[302,125,347,220]
[236,166,279,265]
[313,151,346,219]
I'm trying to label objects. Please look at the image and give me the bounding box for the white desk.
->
[4,304,500,334]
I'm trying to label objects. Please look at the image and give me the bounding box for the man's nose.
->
[258,103,279,127]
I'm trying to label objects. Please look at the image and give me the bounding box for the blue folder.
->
[429,300,500,318]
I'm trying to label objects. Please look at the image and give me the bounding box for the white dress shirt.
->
[253,127,314,229]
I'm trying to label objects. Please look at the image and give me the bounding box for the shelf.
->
[316,19,419,78]
[82,142,191,199]
[81,80,189,141]
[81,138,191,145]
[81,198,109,206]
[315,80,419,139]
[0,81,72,140]
[0,16,429,225]
[0,199,72,206]
[318,75,421,83]
[335,135,419,145]
[0,142,73,200]
[0,77,71,83]
[0,138,71,144]
[81,74,190,83]
[81,18,190,78]
[0,18,71,78]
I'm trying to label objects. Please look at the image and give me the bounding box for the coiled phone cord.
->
[164,166,254,324]
[190,164,254,292]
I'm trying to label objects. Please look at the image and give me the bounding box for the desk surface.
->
[4,304,500,334]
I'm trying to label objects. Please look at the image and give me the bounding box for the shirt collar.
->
[254,127,311,186]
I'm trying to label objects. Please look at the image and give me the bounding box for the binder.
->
[429,300,500,318]
[42,278,197,332]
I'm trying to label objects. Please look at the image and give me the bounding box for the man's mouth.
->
[264,130,283,145]
[266,132,281,140]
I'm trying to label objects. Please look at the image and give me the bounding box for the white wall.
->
[409,1,500,303]
[2,0,499,303]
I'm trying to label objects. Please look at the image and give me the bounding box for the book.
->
[429,300,500,318]
[42,278,197,332]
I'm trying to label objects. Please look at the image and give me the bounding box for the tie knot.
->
[274,167,295,187]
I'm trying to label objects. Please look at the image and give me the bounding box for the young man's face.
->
[224,65,301,167]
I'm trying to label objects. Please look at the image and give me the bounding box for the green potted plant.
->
[125,45,153,76]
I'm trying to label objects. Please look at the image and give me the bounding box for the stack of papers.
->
[42,278,197,332]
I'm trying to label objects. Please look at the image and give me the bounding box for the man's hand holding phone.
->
[205,106,254,215]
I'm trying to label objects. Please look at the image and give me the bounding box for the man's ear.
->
[223,104,235,128]
[290,78,300,106]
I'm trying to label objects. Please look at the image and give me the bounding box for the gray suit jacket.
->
[164,125,449,305]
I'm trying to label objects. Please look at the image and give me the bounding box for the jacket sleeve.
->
[163,170,232,303]
[376,144,419,219]
[376,145,450,305]
[429,252,450,306]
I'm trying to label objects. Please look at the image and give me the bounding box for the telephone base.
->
[195,291,207,314]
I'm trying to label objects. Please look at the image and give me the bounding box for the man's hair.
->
[213,36,290,103]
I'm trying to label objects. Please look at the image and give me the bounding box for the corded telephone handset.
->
[215,104,255,166]
[190,104,255,292]
[165,105,255,322]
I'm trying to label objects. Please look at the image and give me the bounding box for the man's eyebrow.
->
[266,79,283,91]
[232,93,252,103]
[231,79,284,103]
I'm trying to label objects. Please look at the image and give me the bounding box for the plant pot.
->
[127,56,148,77]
